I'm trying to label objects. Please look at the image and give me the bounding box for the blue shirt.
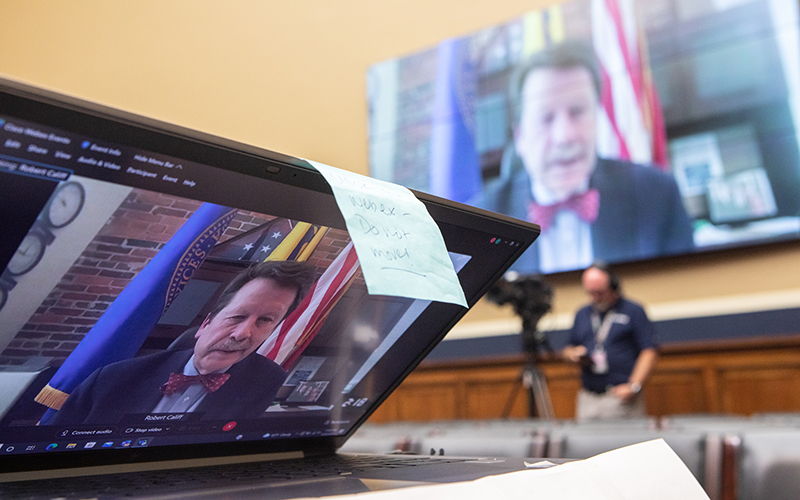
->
[568,297,658,392]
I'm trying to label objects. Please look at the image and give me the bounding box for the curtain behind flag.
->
[258,241,360,368]
[266,222,326,262]
[206,218,327,264]
[36,203,236,423]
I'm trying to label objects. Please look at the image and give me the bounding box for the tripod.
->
[501,329,554,419]
[487,273,554,419]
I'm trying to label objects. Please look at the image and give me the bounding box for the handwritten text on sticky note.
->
[307,160,467,307]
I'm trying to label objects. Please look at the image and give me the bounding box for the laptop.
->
[0,76,540,499]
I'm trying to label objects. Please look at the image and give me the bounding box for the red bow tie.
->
[527,188,600,232]
[160,372,231,396]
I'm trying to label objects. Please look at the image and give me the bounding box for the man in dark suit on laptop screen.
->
[474,41,693,274]
[50,261,316,425]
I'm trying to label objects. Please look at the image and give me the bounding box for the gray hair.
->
[208,260,317,321]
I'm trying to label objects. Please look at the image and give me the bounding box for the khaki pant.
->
[575,388,646,421]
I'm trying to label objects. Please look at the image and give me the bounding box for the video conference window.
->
[0,171,449,438]
[367,0,800,274]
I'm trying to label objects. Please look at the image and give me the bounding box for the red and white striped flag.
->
[257,241,360,368]
[592,0,668,169]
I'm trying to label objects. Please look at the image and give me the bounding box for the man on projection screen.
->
[475,41,693,274]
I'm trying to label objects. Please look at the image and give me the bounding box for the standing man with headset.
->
[562,262,659,420]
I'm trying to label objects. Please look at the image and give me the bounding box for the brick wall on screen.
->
[306,228,364,286]
[1,198,360,368]
[222,210,275,241]
[0,190,204,367]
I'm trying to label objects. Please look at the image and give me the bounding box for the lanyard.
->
[590,309,616,352]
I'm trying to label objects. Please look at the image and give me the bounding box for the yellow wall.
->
[1,0,798,337]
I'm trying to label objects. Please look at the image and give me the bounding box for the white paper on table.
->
[292,439,710,500]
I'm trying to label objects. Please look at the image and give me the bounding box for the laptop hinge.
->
[0,451,304,483]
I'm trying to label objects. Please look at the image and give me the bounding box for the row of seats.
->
[340,413,800,500]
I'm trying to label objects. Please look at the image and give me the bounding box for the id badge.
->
[591,349,608,374]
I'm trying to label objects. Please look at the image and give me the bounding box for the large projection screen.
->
[367,0,800,275]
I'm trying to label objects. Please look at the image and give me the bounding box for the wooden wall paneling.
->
[718,366,800,415]
[364,336,800,424]
[368,391,400,423]
[464,365,526,419]
[646,366,709,416]
[538,363,581,418]
[497,386,531,419]
[392,371,464,421]
[702,364,722,414]
[710,345,800,414]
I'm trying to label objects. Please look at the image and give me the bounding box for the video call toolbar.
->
[0,117,202,190]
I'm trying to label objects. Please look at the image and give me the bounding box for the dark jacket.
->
[474,156,694,273]
[50,349,286,425]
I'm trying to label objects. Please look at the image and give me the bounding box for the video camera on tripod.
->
[487,272,555,418]
[487,272,553,356]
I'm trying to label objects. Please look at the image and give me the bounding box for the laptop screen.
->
[0,77,538,473]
